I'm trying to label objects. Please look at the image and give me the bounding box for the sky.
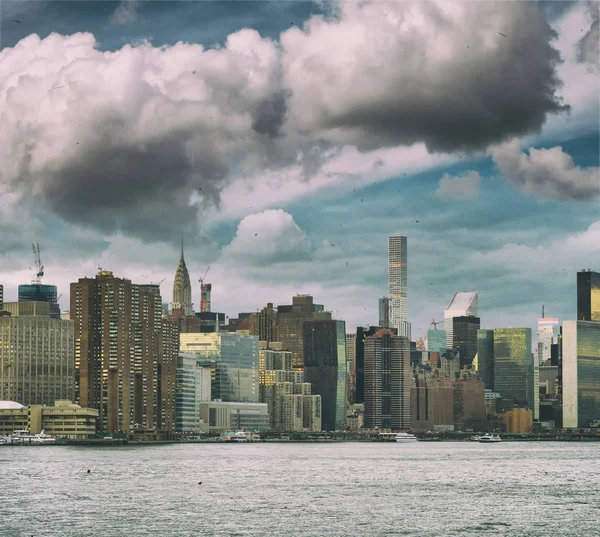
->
[0,0,598,344]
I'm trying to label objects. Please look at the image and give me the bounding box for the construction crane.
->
[199,266,211,285]
[151,278,166,286]
[31,243,44,283]
[430,319,443,330]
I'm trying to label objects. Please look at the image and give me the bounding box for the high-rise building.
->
[562,320,600,429]
[180,332,259,403]
[577,270,600,322]
[345,333,356,404]
[160,319,180,435]
[71,271,169,434]
[476,329,495,390]
[493,328,538,419]
[453,372,487,431]
[303,320,346,431]
[172,240,193,316]
[388,236,410,338]
[18,283,60,319]
[411,370,455,432]
[444,292,478,349]
[250,303,277,342]
[174,353,211,434]
[200,283,212,313]
[276,295,331,369]
[0,302,74,406]
[537,317,559,364]
[363,328,410,430]
[427,329,446,354]
[378,297,391,328]
[0,284,3,311]
[452,316,480,368]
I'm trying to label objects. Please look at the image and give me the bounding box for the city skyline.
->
[0,1,598,341]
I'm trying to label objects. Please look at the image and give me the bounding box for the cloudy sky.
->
[0,0,598,344]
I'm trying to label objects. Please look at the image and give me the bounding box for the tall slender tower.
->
[172,237,193,316]
[388,236,410,338]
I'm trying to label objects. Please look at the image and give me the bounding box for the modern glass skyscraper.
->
[427,329,446,353]
[476,329,494,390]
[180,332,259,403]
[493,328,538,419]
[444,292,478,349]
[388,236,410,338]
[303,320,346,430]
[577,270,600,322]
[537,317,559,363]
[18,283,60,319]
[562,320,600,429]
[452,316,480,368]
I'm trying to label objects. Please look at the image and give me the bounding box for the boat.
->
[470,435,482,442]
[478,434,502,443]
[395,432,418,443]
[8,429,56,445]
[224,431,250,443]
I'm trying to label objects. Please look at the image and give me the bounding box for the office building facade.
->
[0,305,74,406]
[378,297,391,328]
[303,320,346,431]
[276,295,331,369]
[18,283,60,319]
[476,329,495,390]
[493,328,538,419]
[175,354,211,434]
[577,270,600,322]
[452,316,480,368]
[250,303,277,342]
[363,329,410,430]
[444,292,478,349]
[562,320,600,429]
[427,329,446,354]
[537,317,559,364]
[180,332,259,403]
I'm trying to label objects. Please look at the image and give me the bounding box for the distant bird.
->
[12,19,22,23]
[198,481,202,485]
[87,469,91,474]
[499,32,507,38]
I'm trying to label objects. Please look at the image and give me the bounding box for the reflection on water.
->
[0,442,598,537]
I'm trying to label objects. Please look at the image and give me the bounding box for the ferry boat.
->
[478,434,502,444]
[8,429,56,445]
[395,432,418,443]
[224,431,250,443]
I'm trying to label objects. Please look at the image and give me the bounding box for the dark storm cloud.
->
[281,1,569,153]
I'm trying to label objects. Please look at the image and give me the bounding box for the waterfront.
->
[0,442,598,537]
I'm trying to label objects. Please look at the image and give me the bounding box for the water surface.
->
[1,442,598,536]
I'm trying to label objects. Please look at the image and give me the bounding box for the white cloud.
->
[488,139,600,201]
[435,171,481,200]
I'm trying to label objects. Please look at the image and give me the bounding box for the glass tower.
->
[303,320,346,431]
[18,283,60,319]
[476,329,495,390]
[388,236,410,338]
[577,270,600,322]
[493,328,537,418]
[562,320,600,429]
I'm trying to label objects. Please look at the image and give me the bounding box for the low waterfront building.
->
[199,401,269,432]
[0,400,98,438]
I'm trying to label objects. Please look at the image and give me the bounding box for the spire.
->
[180,232,184,260]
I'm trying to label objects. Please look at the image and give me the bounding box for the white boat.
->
[470,435,482,442]
[224,431,250,443]
[395,432,418,443]
[478,434,502,443]
[8,429,56,445]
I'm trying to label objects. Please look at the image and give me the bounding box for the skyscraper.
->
[71,271,168,434]
[577,270,600,322]
[0,284,3,311]
[444,292,478,349]
[250,303,277,342]
[303,320,346,431]
[476,329,494,390]
[562,320,600,429]
[378,297,391,328]
[276,295,331,369]
[345,333,356,404]
[388,236,410,338]
[0,302,74,405]
[493,328,538,419]
[18,283,60,319]
[172,239,193,316]
[537,317,559,364]
[363,329,410,430]
[452,316,480,368]
[200,283,212,313]
[427,329,446,354]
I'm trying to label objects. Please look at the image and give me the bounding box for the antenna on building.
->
[31,243,44,284]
